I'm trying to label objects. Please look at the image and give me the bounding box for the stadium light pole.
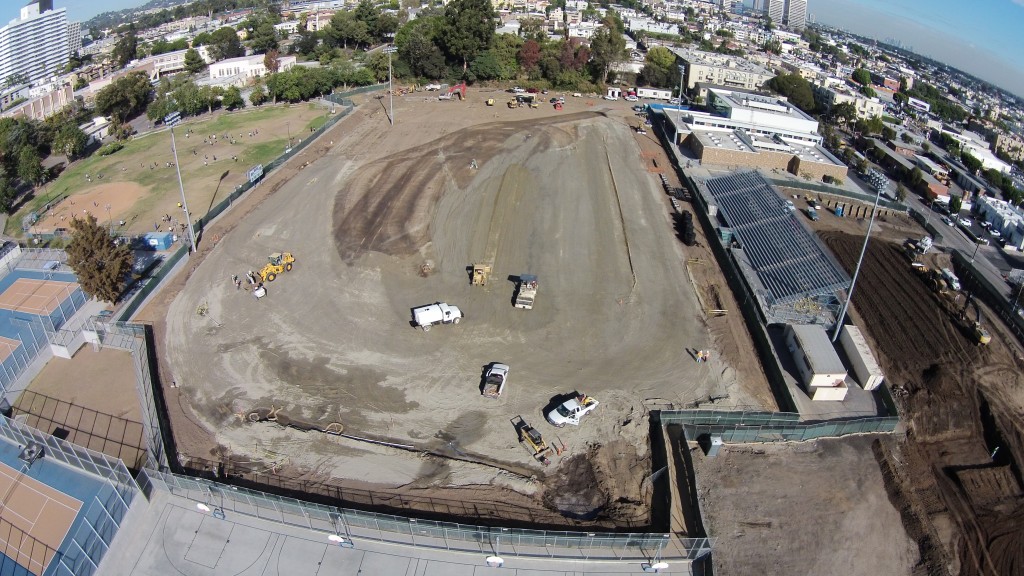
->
[832,186,883,342]
[164,112,198,252]
[384,45,397,126]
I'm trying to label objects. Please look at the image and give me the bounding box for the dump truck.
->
[412,302,463,331]
[546,393,599,427]
[481,363,509,398]
[514,274,538,309]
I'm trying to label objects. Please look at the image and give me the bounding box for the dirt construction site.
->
[150,93,772,528]
[126,88,1024,573]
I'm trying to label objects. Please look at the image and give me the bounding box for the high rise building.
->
[67,20,81,55]
[764,0,808,30]
[0,1,69,85]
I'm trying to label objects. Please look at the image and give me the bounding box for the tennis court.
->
[0,460,82,575]
[0,271,86,395]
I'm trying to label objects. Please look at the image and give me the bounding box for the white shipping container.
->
[838,325,885,391]
[636,87,673,100]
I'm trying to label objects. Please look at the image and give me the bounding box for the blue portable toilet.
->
[142,232,174,251]
[835,204,844,217]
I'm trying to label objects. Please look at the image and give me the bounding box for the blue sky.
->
[811,0,1024,97]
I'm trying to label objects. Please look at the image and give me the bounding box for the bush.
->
[97,142,124,156]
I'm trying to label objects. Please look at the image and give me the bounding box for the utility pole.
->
[164,112,198,252]
[832,186,882,342]
[384,45,397,126]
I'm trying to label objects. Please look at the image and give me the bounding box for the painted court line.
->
[0,461,82,575]
[0,279,79,316]
[0,336,20,363]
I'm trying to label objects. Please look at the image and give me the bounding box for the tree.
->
[398,21,447,79]
[881,125,896,141]
[851,68,871,86]
[950,195,963,215]
[222,86,245,110]
[208,27,244,60]
[895,182,907,202]
[588,24,625,83]
[638,46,679,89]
[0,177,16,214]
[829,101,857,127]
[264,49,281,74]
[517,39,541,76]
[519,17,545,42]
[909,166,924,188]
[16,147,44,185]
[250,83,268,106]
[441,0,496,71]
[250,22,279,53]
[53,125,88,159]
[766,73,815,112]
[111,32,138,67]
[860,85,876,98]
[95,71,152,122]
[65,214,133,304]
[184,48,206,74]
[292,29,319,55]
[326,11,369,50]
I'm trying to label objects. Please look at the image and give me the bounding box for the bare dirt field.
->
[692,436,920,576]
[28,182,145,235]
[154,93,776,526]
[822,232,1024,576]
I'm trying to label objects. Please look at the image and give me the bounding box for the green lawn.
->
[9,103,329,237]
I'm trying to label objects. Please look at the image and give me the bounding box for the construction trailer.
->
[837,325,884,391]
[784,324,849,401]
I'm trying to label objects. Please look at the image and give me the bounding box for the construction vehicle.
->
[514,274,538,309]
[258,252,295,282]
[486,98,494,106]
[554,101,563,110]
[511,416,551,464]
[481,363,509,398]
[411,302,463,331]
[546,393,599,427]
[438,82,466,101]
[961,293,992,345]
[471,263,492,286]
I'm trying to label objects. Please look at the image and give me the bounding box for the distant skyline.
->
[811,0,1024,98]
[5,0,1024,98]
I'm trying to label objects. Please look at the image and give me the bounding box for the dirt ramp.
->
[332,113,601,263]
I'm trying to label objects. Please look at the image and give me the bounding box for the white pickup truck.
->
[546,394,599,427]
[412,302,463,331]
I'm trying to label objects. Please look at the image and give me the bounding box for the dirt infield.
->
[822,232,1024,576]
[158,93,775,526]
[28,182,145,236]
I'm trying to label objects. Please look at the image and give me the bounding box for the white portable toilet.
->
[607,87,622,99]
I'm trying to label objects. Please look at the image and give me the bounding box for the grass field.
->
[9,103,330,237]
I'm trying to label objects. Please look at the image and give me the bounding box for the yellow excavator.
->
[961,292,991,345]
[258,252,295,282]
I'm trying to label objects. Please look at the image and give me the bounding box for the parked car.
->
[572,92,582,97]
[942,216,955,226]
[603,94,619,101]
[959,217,973,227]
[624,95,639,102]
[990,229,1002,239]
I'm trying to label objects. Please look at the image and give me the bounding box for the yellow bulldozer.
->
[258,252,295,282]
[471,263,492,286]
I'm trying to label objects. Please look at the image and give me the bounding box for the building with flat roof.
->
[665,88,847,181]
[0,0,69,85]
[812,80,883,119]
[670,47,775,93]
[209,54,297,87]
[763,0,807,30]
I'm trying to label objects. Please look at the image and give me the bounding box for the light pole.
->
[384,45,397,126]
[832,185,883,342]
[164,112,198,252]
[286,121,291,149]
[105,203,111,234]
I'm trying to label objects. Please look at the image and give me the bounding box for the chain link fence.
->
[115,88,372,323]
[657,409,899,442]
[0,414,139,576]
[137,467,712,562]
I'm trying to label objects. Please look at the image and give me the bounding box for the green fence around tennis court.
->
[657,409,899,442]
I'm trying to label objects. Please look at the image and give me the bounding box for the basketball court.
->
[0,460,82,575]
